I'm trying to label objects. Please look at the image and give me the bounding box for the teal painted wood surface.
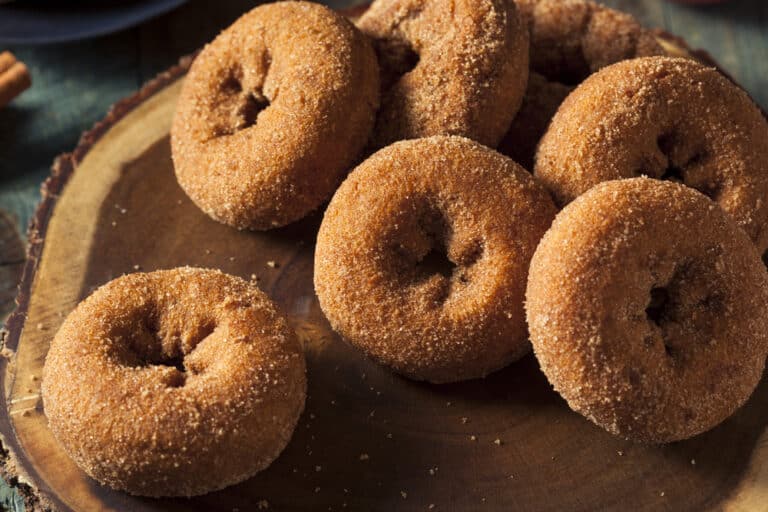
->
[0,0,766,508]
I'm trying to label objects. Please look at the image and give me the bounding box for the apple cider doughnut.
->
[535,57,768,253]
[42,268,306,496]
[526,179,768,443]
[172,1,379,230]
[357,0,529,149]
[315,136,557,383]
[499,0,665,169]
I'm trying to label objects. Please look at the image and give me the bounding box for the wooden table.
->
[0,0,766,510]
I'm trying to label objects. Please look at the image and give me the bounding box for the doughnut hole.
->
[214,52,273,136]
[374,37,420,91]
[642,260,723,368]
[390,203,484,305]
[108,303,219,389]
[638,131,719,200]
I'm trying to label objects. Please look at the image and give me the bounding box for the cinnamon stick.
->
[0,51,31,108]
[0,51,15,74]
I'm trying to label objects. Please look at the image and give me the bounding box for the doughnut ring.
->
[526,178,768,443]
[314,136,557,383]
[535,57,768,253]
[356,0,529,149]
[172,1,380,230]
[498,0,664,169]
[42,267,306,496]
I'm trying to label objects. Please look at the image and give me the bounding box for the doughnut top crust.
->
[314,136,557,383]
[535,57,768,253]
[357,0,529,148]
[172,1,379,230]
[42,268,306,496]
[526,178,768,443]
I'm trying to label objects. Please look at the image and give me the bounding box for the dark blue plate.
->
[0,0,187,45]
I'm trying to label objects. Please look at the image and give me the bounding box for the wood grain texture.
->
[1,1,767,511]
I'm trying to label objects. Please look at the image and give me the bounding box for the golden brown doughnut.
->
[526,178,768,443]
[314,136,557,383]
[42,268,306,496]
[535,57,768,253]
[172,1,379,230]
[498,0,664,169]
[356,0,529,149]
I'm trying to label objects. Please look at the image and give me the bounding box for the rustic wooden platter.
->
[2,8,768,511]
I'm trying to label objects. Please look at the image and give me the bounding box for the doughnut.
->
[356,0,529,149]
[498,0,664,169]
[171,1,379,230]
[42,268,306,496]
[314,136,557,383]
[526,178,768,443]
[515,0,664,85]
[534,56,768,253]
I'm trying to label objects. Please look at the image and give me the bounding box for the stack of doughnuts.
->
[42,0,768,501]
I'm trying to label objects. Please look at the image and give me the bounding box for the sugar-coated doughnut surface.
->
[535,57,768,253]
[357,0,529,149]
[499,0,664,170]
[172,1,379,230]
[315,136,557,383]
[526,179,768,443]
[42,268,306,496]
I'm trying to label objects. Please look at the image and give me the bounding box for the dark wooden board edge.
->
[0,54,195,512]
[0,13,762,511]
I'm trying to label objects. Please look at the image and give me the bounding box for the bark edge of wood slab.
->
[2,7,767,511]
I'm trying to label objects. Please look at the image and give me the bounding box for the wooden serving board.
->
[2,9,768,512]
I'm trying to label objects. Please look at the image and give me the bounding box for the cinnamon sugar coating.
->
[499,0,664,170]
[42,268,306,496]
[357,0,529,149]
[314,136,556,383]
[535,57,768,253]
[526,179,768,443]
[172,1,379,230]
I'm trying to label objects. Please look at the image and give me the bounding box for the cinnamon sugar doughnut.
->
[535,57,768,253]
[498,0,664,169]
[516,0,664,84]
[314,136,557,383]
[526,178,768,443]
[42,268,306,496]
[356,0,529,149]
[172,1,379,230]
